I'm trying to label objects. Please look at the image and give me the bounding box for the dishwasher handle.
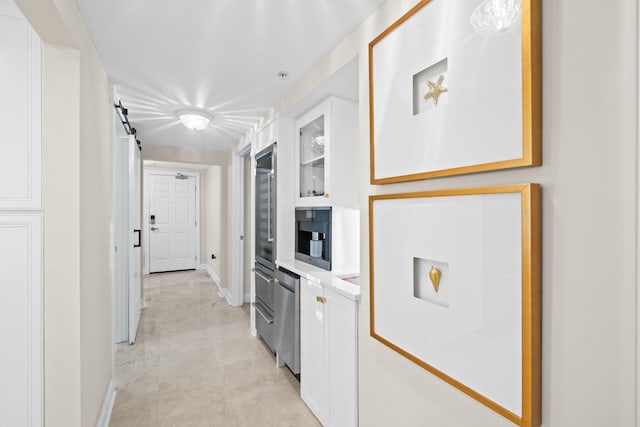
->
[275,277,295,293]
[275,267,300,290]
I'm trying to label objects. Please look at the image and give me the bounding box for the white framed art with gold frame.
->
[369,184,540,427]
[369,0,541,184]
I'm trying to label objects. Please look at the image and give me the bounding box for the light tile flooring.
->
[109,270,320,427]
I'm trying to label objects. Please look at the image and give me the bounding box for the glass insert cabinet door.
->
[299,114,325,199]
[255,147,276,265]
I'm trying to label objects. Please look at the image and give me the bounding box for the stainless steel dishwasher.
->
[274,267,300,375]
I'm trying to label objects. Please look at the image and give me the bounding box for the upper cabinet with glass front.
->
[295,97,358,208]
[298,114,326,201]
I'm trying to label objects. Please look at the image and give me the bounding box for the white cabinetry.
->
[0,215,42,426]
[326,285,358,426]
[0,2,42,210]
[294,97,360,273]
[300,277,329,424]
[295,97,358,209]
[0,1,43,425]
[300,277,358,426]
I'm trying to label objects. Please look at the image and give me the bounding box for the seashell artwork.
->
[429,266,441,293]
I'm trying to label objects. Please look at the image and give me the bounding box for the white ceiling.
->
[76,0,384,151]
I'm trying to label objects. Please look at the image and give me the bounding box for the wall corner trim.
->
[205,265,232,305]
[96,379,116,427]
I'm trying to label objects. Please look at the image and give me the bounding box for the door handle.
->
[267,173,273,242]
[316,296,326,304]
[151,227,159,231]
[133,229,141,247]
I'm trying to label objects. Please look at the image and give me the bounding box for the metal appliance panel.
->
[253,300,275,352]
[274,267,300,374]
[253,263,275,312]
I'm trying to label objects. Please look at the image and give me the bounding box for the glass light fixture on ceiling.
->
[178,110,212,130]
[471,0,521,35]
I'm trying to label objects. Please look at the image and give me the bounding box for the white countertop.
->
[276,258,361,302]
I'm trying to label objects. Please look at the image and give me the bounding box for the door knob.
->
[151,227,159,231]
[316,296,326,304]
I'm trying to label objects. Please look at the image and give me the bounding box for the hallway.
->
[109,270,320,427]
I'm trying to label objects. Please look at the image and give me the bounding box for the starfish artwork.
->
[424,74,448,106]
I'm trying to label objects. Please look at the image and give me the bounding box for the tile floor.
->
[109,270,320,427]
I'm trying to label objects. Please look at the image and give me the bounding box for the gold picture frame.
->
[369,184,540,426]
[369,0,541,184]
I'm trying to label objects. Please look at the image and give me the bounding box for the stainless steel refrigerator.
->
[253,145,277,352]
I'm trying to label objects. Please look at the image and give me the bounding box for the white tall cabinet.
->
[300,277,358,426]
[0,0,44,425]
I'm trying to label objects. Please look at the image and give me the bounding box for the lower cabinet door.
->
[0,214,43,426]
[300,277,329,424]
[327,287,358,427]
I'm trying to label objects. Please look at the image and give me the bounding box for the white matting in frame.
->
[369,184,540,426]
[369,0,541,183]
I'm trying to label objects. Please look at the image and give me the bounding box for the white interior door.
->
[148,172,197,273]
[112,100,129,344]
[128,136,142,344]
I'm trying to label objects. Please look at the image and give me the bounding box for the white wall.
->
[243,155,252,301]
[142,144,230,166]
[206,165,230,289]
[42,42,82,427]
[77,26,113,427]
[261,0,639,425]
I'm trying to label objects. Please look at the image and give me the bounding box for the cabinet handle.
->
[324,193,330,198]
[251,268,274,283]
[316,296,327,304]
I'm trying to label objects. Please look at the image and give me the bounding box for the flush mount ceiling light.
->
[177,110,212,130]
[471,0,521,35]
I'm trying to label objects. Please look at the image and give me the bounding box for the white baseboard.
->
[97,378,116,427]
[205,265,231,305]
[196,264,207,271]
[244,293,251,304]
[250,327,257,337]
[205,264,220,285]
[220,288,231,304]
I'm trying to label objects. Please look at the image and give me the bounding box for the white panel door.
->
[149,173,197,272]
[327,288,358,427]
[0,3,41,210]
[0,215,43,426]
[128,136,142,343]
[113,129,129,343]
[300,277,329,425]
